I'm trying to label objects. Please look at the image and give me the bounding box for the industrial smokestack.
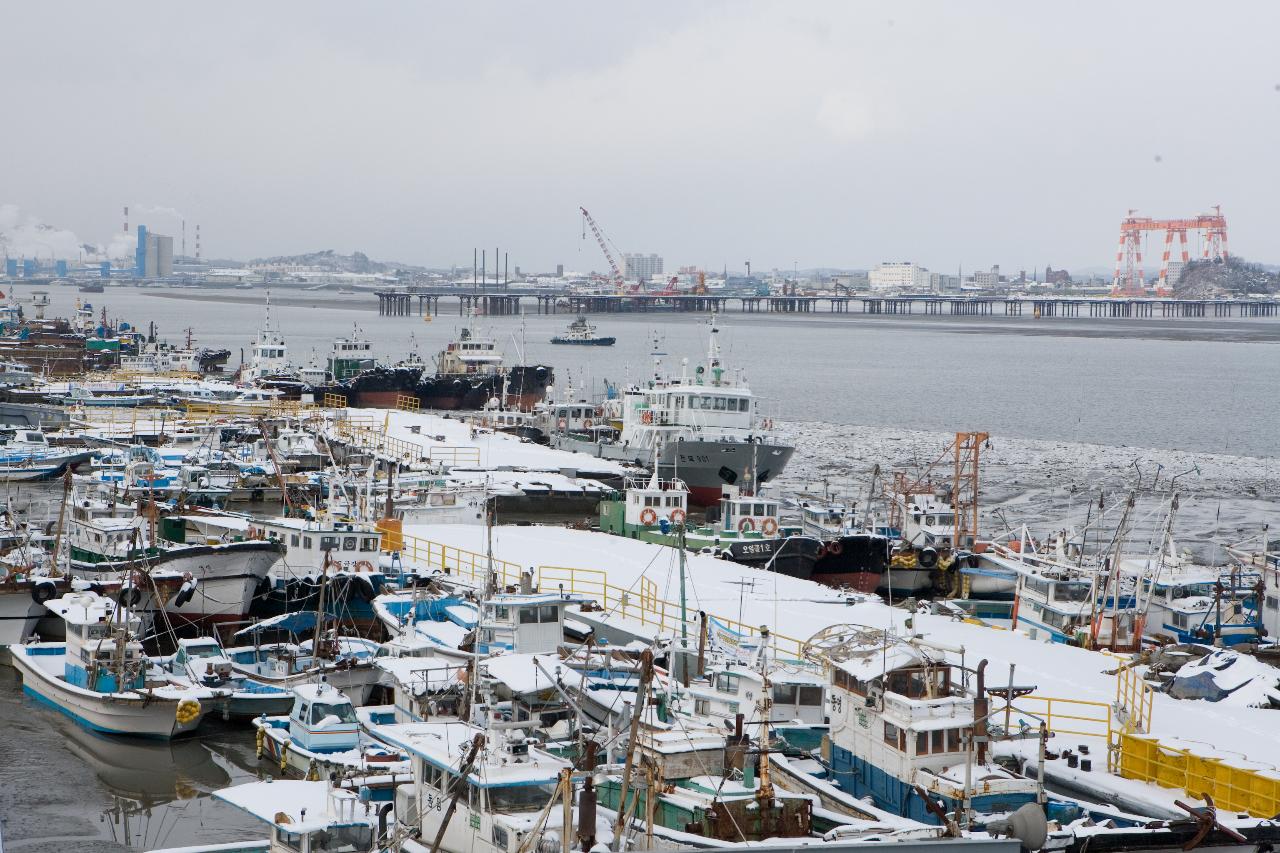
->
[195,224,201,260]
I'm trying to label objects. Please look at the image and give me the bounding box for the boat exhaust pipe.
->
[377,802,393,840]
[577,776,597,850]
[975,659,989,764]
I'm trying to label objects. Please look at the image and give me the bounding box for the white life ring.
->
[558,418,567,429]
[669,508,686,525]
[639,507,658,526]
[738,518,756,534]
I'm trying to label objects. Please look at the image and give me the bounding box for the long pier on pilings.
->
[373,288,1280,321]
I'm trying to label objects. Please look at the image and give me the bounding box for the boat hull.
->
[0,579,68,645]
[10,644,207,739]
[319,364,553,412]
[551,435,795,507]
[72,541,283,631]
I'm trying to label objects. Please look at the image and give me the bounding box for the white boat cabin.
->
[171,514,383,573]
[688,663,826,726]
[380,720,571,853]
[624,476,689,527]
[897,491,956,550]
[475,591,574,656]
[214,780,377,853]
[717,485,780,537]
[437,327,503,377]
[49,593,145,693]
[800,500,856,538]
[289,681,360,753]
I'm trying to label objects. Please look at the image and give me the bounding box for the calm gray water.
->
[50,285,1280,457]
[2,284,1278,847]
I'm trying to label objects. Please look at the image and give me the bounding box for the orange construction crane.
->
[580,207,627,294]
[1112,206,1228,297]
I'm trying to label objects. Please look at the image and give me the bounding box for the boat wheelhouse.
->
[328,326,377,381]
[437,325,503,377]
[823,631,1040,824]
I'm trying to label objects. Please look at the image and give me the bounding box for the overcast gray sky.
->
[3,2,1277,274]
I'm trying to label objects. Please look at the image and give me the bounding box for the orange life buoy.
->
[640,507,658,525]
[354,560,374,573]
[558,418,567,429]
[641,410,654,424]
[669,508,686,525]
[738,518,755,534]
[827,540,844,556]
[584,418,593,428]
[761,518,778,536]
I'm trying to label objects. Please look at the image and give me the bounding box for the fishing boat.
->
[211,779,383,853]
[551,315,615,346]
[317,317,552,411]
[226,610,382,704]
[67,502,285,632]
[9,591,215,738]
[327,324,378,381]
[547,315,793,506]
[253,681,410,786]
[152,636,294,717]
[818,627,1046,825]
[0,428,97,482]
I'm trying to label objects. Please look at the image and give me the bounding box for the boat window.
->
[949,729,962,752]
[85,624,108,640]
[715,673,741,693]
[1052,583,1090,603]
[675,396,684,409]
[798,685,823,706]
[694,697,710,715]
[932,729,945,753]
[492,826,510,851]
[488,781,557,812]
[278,830,304,852]
[519,607,539,624]
[308,825,373,852]
[304,537,313,549]
[320,536,338,552]
[538,604,559,623]
[361,538,378,552]
[700,396,713,410]
[310,701,356,725]
[884,721,902,749]
[714,397,726,411]
[739,399,750,412]
[187,644,222,658]
[773,684,797,704]
[754,504,766,516]
[343,537,357,551]
[291,534,299,547]
[494,606,510,620]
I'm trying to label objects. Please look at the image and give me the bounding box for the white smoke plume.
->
[0,204,137,261]
[131,204,185,226]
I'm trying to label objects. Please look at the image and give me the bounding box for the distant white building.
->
[623,253,663,281]
[969,265,1002,289]
[869,262,932,291]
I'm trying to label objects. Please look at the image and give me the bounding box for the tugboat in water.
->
[551,314,615,346]
[317,315,552,410]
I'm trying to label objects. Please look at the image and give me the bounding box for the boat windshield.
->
[310,701,357,725]
[1052,583,1091,603]
[293,824,373,852]
[487,781,557,812]
[186,644,224,658]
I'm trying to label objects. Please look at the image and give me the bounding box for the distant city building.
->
[623,253,663,281]
[134,225,174,278]
[556,264,564,277]
[930,273,961,293]
[869,262,932,291]
[831,272,870,290]
[1164,261,1185,286]
[1044,265,1071,285]
[969,265,1001,289]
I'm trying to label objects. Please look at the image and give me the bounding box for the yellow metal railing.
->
[1119,733,1280,818]
[396,395,420,412]
[183,400,317,420]
[1115,665,1154,734]
[381,525,808,660]
[428,446,481,467]
[323,393,347,409]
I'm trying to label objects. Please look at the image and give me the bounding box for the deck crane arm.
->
[580,207,627,294]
